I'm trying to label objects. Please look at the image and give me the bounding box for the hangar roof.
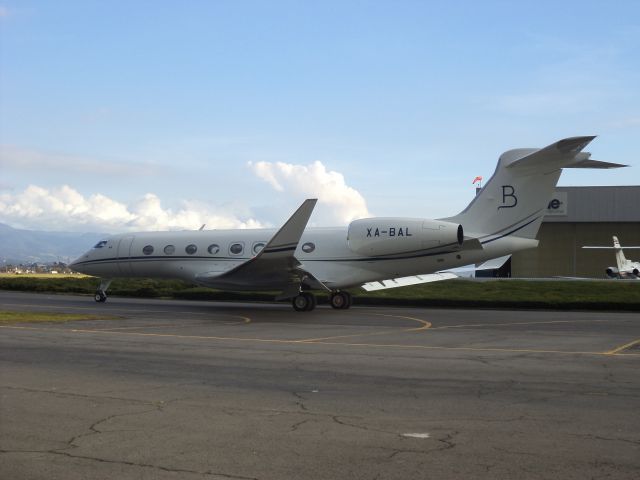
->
[544,186,640,223]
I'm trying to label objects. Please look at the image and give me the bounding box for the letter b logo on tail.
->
[498,185,517,210]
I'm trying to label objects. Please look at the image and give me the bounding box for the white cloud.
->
[249,160,371,224]
[0,185,263,232]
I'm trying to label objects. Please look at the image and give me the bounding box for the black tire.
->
[330,292,346,309]
[292,294,310,312]
[304,292,317,311]
[343,291,353,309]
[94,292,107,303]
[330,291,353,310]
[292,293,317,311]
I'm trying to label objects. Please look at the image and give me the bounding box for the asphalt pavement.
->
[1,290,639,479]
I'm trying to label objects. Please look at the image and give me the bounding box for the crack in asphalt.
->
[292,391,309,411]
[1,449,259,479]
[289,418,313,432]
[569,433,640,446]
[62,408,160,451]
[1,384,156,405]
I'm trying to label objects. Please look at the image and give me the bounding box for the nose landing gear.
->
[94,279,112,303]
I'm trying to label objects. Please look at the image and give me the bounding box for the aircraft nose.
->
[68,257,85,273]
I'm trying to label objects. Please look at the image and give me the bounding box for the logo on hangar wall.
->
[545,192,568,216]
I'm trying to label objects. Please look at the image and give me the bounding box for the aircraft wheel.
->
[305,292,317,311]
[292,292,316,312]
[94,291,107,303]
[344,291,353,308]
[330,291,351,309]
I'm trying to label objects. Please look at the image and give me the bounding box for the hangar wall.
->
[510,186,640,278]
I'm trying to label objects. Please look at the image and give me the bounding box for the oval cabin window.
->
[208,244,220,254]
[164,245,175,255]
[143,245,154,255]
[230,243,243,255]
[301,242,315,253]
[185,244,197,255]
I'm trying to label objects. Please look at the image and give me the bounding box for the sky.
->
[1,0,639,233]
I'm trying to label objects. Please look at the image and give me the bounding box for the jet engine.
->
[606,267,619,278]
[347,218,463,256]
[633,268,639,277]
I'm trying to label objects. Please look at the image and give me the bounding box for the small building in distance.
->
[511,186,640,278]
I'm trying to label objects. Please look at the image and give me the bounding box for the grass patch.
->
[356,279,640,310]
[0,273,90,278]
[0,310,118,324]
[0,276,639,311]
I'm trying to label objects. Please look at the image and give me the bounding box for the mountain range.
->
[0,223,106,265]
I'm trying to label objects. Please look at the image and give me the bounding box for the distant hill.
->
[0,223,106,264]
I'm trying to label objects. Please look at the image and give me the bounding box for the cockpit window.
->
[93,240,108,249]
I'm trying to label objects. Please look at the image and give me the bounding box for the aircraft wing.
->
[361,272,459,291]
[361,255,511,291]
[195,199,319,294]
[583,246,640,249]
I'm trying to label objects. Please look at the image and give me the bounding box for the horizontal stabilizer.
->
[564,159,627,169]
[505,136,626,172]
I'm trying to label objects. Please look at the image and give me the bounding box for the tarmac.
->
[1,290,639,479]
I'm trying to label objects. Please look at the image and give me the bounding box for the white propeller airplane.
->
[70,136,624,311]
[583,236,640,279]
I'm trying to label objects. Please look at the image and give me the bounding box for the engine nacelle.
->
[606,267,619,278]
[632,268,639,277]
[347,218,463,256]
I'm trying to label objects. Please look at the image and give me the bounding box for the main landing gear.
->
[94,279,112,303]
[329,291,352,310]
[290,291,353,311]
[292,292,317,312]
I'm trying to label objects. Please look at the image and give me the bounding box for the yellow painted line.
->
[372,313,431,331]
[305,340,640,357]
[3,324,639,357]
[294,313,431,342]
[605,338,640,355]
[429,319,626,330]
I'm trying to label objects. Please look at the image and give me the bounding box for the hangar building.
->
[510,186,640,278]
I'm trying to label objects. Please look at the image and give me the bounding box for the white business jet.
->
[70,136,624,311]
[583,236,640,279]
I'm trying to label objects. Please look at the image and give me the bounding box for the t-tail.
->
[446,136,626,246]
[612,236,628,271]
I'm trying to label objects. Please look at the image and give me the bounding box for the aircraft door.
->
[116,236,135,275]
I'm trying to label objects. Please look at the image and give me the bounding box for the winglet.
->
[196,199,318,289]
[260,199,317,257]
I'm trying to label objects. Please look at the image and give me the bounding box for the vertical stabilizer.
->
[445,137,624,240]
[613,236,629,270]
